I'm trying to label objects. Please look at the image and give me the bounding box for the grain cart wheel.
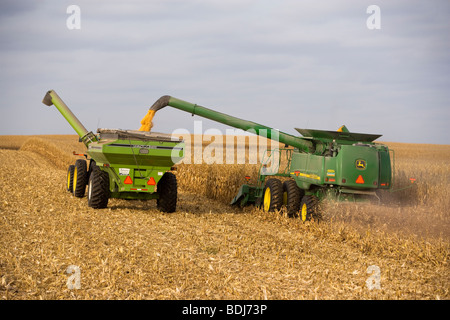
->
[67,165,75,192]
[87,166,109,209]
[262,178,283,212]
[299,195,320,222]
[73,159,88,198]
[283,180,303,217]
[88,159,96,177]
[157,172,177,213]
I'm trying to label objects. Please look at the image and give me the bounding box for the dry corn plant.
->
[0,134,448,300]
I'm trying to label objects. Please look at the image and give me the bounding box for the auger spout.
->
[42,90,97,146]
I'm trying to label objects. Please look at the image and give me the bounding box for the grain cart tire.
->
[87,166,109,209]
[88,159,96,177]
[157,172,177,213]
[300,195,321,222]
[263,178,283,212]
[73,159,88,198]
[283,180,303,217]
[67,165,75,192]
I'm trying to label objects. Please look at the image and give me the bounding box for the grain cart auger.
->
[143,95,412,220]
[41,90,184,212]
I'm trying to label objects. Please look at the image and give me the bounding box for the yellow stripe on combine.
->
[290,171,321,181]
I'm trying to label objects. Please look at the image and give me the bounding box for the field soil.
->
[0,135,448,299]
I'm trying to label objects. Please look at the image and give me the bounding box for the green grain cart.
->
[42,90,184,212]
[145,95,411,220]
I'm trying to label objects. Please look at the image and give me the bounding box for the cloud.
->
[0,0,449,144]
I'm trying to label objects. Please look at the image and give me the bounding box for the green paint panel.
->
[87,139,183,168]
[87,130,185,194]
[337,145,379,189]
[377,146,392,189]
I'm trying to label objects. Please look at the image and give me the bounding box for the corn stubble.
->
[0,135,448,300]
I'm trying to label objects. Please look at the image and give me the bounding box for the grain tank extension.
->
[42,90,184,212]
[144,95,402,220]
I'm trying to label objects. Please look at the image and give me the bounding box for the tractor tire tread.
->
[67,165,75,192]
[264,178,283,212]
[88,166,110,209]
[73,159,88,198]
[300,195,321,222]
[283,180,302,217]
[157,172,177,213]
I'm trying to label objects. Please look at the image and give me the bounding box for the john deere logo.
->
[356,159,366,170]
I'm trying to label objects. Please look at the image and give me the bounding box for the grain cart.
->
[141,95,413,220]
[41,90,184,212]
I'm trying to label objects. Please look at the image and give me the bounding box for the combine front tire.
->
[262,178,283,212]
[157,172,177,213]
[67,165,75,192]
[87,166,110,209]
[73,159,88,198]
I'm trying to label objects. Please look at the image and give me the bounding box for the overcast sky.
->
[0,0,449,144]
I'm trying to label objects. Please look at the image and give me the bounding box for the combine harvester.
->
[140,95,415,220]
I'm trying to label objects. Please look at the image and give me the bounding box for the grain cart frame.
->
[42,90,184,212]
[143,95,414,220]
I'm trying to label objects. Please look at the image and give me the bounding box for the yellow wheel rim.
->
[301,203,307,221]
[263,188,271,212]
[67,171,71,190]
[73,167,77,193]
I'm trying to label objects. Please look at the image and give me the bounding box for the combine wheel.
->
[66,165,75,192]
[73,159,88,198]
[157,172,177,213]
[299,195,320,222]
[87,165,110,209]
[262,178,283,212]
[283,180,303,217]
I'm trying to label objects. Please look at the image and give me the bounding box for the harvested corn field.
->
[0,135,449,300]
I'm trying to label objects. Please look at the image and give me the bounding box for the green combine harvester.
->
[42,90,184,212]
[142,95,413,220]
